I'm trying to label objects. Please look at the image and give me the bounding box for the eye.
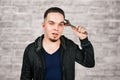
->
[59,23,64,27]
[49,22,54,25]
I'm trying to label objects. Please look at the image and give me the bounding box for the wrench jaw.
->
[64,19,75,28]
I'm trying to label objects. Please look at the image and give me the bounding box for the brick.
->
[112,0,120,13]
[11,0,31,6]
[0,0,11,6]
[0,21,13,28]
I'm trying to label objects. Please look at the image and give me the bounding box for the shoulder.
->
[61,35,76,43]
[24,35,43,52]
[25,42,35,51]
[23,42,36,58]
[60,35,78,48]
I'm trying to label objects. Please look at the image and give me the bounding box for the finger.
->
[78,26,84,33]
[72,26,88,34]
[81,28,88,35]
[81,27,86,33]
[72,26,79,31]
[76,26,79,31]
[78,26,87,34]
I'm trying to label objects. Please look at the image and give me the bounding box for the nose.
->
[53,24,59,31]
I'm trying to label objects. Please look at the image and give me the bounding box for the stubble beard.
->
[49,36,59,42]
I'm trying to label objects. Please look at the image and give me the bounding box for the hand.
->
[72,26,88,40]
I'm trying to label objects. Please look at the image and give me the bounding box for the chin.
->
[49,38,58,42]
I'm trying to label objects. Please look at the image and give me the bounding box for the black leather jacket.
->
[20,35,95,80]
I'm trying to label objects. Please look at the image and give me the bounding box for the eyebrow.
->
[48,20,64,24]
[48,21,54,23]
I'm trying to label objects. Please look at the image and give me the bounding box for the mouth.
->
[52,33,59,36]
[50,33,59,42]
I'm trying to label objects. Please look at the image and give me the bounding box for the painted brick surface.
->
[0,0,120,80]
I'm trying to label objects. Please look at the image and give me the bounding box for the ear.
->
[42,22,45,28]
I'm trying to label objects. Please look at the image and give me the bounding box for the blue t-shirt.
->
[43,48,62,80]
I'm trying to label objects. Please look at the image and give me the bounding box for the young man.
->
[20,7,95,80]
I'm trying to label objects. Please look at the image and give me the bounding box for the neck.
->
[43,36,60,45]
[42,36,61,54]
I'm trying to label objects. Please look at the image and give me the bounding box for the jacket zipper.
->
[60,48,65,80]
[39,49,46,80]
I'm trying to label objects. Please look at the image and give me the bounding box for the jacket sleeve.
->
[75,38,95,68]
[20,45,33,80]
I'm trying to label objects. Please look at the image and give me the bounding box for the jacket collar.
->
[35,34,66,52]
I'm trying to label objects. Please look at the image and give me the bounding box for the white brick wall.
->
[0,0,120,80]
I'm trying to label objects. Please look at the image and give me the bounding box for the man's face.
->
[42,12,65,42]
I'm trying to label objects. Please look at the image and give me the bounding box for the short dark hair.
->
[44,7,65,19]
